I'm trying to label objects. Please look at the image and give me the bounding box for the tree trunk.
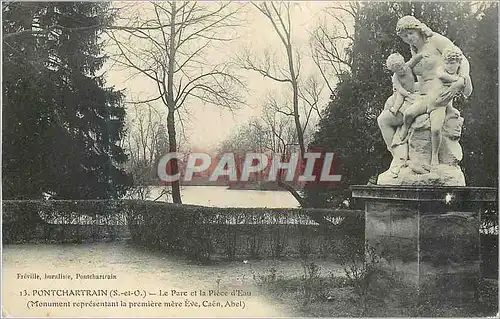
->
[166,109,182,203]
[286,44,306,158]
[292,80,306,157]
[166,1,182,204]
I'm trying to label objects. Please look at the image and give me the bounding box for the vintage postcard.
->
[2,1,498,317]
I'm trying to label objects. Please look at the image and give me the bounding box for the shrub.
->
[3,199,368,263]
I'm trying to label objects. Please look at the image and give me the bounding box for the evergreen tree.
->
[461,4,498,187]
[303,2,484,207]
[3,2,132,199]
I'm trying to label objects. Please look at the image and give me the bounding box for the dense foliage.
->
[3,2,132,199]
[304,3,498,207]
[461,4,499,187]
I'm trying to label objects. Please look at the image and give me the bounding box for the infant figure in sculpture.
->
[399,47,466,166]
[384,52,423,115]
[433,48,463,117]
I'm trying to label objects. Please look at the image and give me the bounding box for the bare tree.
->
[261,96,297,152]
[240,3,305,154]
[299,75,325,127]
[237,2,307,205]
[238,2,330,206]
[125,103,170,200]
[310,3,359,93]
[218,118,267,154]
[106,2,246,203]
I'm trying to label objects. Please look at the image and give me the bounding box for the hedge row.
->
[124,200,365,262]
[3,199,496,269]
[2,200,127,243]
[2,200,365,261]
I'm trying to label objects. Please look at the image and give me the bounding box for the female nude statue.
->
[377,16,472,172]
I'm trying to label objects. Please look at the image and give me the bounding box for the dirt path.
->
[2,242,342,317]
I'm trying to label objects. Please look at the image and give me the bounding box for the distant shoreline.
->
[135,183,296,192]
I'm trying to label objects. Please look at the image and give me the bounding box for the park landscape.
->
[2,2,499,317]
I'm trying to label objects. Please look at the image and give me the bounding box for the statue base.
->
[351,185,497,316]
[379,112,466,186]
[378,163,465,186]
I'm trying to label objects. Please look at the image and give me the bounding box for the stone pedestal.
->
[351,185,497,312]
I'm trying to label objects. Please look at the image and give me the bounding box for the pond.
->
[135,186,300,208]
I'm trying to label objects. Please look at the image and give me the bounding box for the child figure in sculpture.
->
[399,47,466,166]
[384,52,423,115]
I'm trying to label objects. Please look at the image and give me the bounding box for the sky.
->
[103,2,352,151]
